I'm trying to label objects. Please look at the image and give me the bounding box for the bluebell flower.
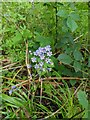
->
[11,85,16,89]
[45,45,51,51]
[34,64,39,69]
[47,51,52,56]
[34,51,38,56]
[31,57,36,62]
[47,68,52,71]
[9,90,13,95]
[29,45,53,75]
[42,48,46,53]
[38,47,46,54]
[39,62,44,67]
[36,49,40,54]
[45,58,51,64]
[39,54,45,60]
[29,50,32,55]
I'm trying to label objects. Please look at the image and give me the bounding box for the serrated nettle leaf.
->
[73,61,81,72]
[67,17,78,32]
[73,50,83,61]
[57,10,68,18]
[77,90,88,109]
[58,53,73,65]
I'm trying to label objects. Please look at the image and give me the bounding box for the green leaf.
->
[12,31,22,44]
[73,61,81,72]
[67,17,78,32]
[70,80,76,86]
[23,29,32,39]
[35,35,51,47]
[57,10,68,18]
[0,94,25,108]
[77,90,88,109]
[73,50,83,61]
[69,12,80,21]
[88,56,90,67]
[58,53,73,65]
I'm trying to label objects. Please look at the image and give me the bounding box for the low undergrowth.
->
[1,1,90,119]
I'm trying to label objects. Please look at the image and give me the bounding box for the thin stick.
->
[2,76,23,82]
[41,77,88,81]
[73,82,84,96]
[25,41,32,80]
[40,78,43,104]
[13,66,24,80]
[25,41,32,101]
[2,62,19,69]
[2,66,23,71]
[2,77,88,92]
[73,34,83,42]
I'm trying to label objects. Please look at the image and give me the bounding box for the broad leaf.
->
[12,31,22,44]
[77,90,88,109]
[57,10,68,18]
[58,53,73,65]
[70,80,76,86]
[35,34,51,47]
[69,12,80,21]
[73,61,81,72]
[67,17,78,32]
[73,50,83,61]
[88,56,90,67]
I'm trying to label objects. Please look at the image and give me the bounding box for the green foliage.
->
[77,90,88,109]
[67,16,78,32]
[58,53,73,65]
[1,2,89,119]
[88,56,90,67]
[77,90,88,118]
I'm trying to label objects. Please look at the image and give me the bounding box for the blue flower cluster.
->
[9,85,17,95]
[29,45,54,75]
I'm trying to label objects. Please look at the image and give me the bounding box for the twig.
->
[2,62,19,69]
[13,66,24,80]
[2,66,23,71]
[73,81,84,96]
[73,34,83,42]
[2,76,23,82]
[25,41,32,80]
[40,77,42,104]
[41,77,88,81]
[2,77,88,92]
[25,40,32,100]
